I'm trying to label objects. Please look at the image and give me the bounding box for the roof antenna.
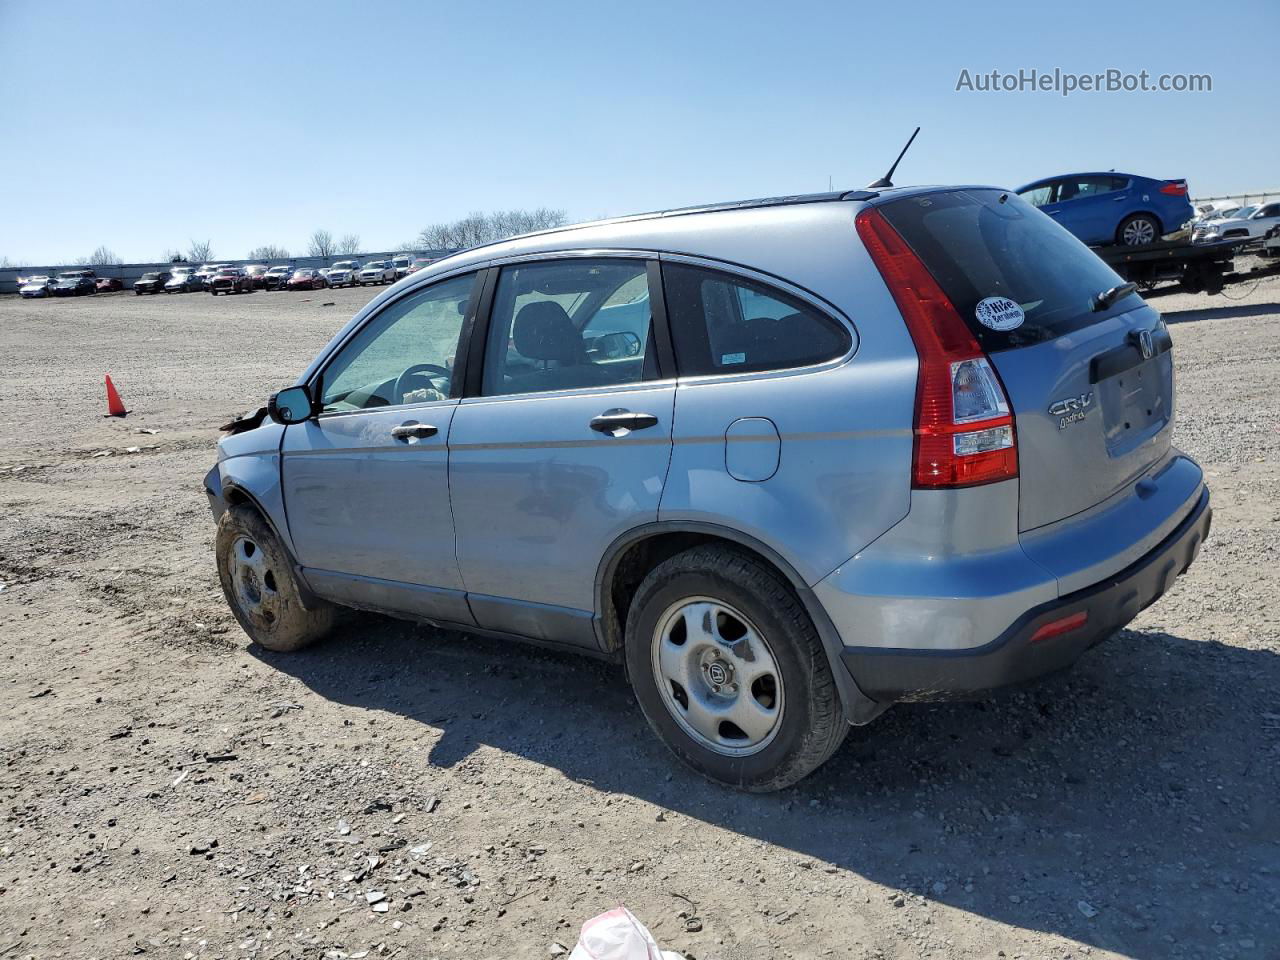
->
[866,126,920,189]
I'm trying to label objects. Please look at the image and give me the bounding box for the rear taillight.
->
[1159,180,1188,196]
[856,208,1018,488]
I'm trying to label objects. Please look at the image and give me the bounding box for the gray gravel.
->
[0,279,1277,960]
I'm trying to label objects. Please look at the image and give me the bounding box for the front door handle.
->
[391,422,438,441]
[589,409,659,437]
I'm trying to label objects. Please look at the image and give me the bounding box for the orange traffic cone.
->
[104,375,128,417]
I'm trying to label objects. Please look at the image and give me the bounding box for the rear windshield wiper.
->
[1091,281,1139,312]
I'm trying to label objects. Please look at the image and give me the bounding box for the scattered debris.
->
[1077,900,1099,919]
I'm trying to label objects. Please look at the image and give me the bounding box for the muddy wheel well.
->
[600,532,797,654]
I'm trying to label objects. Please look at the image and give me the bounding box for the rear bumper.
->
[840,487,1210,702]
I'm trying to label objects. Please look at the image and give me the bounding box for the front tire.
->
[624,545,847,791]
[216,504,336,652]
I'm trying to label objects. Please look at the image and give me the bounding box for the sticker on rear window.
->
[975,296,1025,331]
[721,352,746,365]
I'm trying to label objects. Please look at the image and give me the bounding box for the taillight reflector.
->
[1029,610,1089,644]
[855,208,1018,488]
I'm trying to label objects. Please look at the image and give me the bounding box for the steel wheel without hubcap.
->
[229,535,281,627]
[651,596,784,757]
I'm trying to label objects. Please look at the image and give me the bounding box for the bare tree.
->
[336,234,361,255]
[86,245,122,265]
[247,244,290,260]
[307,229,335,258]
[0,256,29,268]
[187,239,214,262]
[415,208,569,252]
[162,248,185,263]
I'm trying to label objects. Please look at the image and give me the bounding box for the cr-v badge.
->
[1049,391,1094,429]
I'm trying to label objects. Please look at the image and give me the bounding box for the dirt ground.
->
[1,276,1277,960]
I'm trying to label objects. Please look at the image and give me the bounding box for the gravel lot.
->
[1,277,1278,960]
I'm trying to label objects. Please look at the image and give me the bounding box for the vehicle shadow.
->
[1160,301,1280,324]
[253,617,1279,958]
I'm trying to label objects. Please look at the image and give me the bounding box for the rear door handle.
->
[589,409,659,437]
[390,422,438,440]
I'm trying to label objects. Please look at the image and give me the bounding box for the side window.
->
[320,272,475,413]
[481,259,653,396]
[662,263,851,376]
[1109,176,1130,191]
[1074,176,1117,197]
[1018,183,1055,207]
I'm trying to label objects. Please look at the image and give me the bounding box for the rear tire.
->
[216,504,336,652]
[1117,213,1160,246]
[624,545,847,791]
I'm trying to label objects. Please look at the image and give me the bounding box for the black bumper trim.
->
[841,488,1211,702]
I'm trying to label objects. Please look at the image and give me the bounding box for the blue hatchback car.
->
[1015,172,1193,247]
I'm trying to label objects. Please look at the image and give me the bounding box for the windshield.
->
[1230,206,1258,220]
[141,273,161,280]
[268,266,289,273]
[292,270,310,278]
[333,262,356,269]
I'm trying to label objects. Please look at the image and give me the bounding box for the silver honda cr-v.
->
[205,186,1211,791]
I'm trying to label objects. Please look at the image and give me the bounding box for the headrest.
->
[512,301,581,362]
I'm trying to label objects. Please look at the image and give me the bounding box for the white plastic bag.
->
[568,906,685,960]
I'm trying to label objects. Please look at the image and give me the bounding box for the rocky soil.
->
[1,278,1277,960]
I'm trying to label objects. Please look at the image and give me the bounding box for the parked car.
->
[18,275,54,298]
[243,264,270,289]
[206,185,1210,791]
[95,277,123,293]
[194,263,232,289]
[1192,201,1280,244]
[52,270,97,296]
[285,268,328,291]
[263,265,293,290]
[134,271,171,295]
[1193,200,1240,222]
[359,260,397,285]
[210,266,254,295]
[1015,172,1193,246]
[324,260,361,288]
[391,254,414,278]
[406,256,434,275]
[165,267,202,293]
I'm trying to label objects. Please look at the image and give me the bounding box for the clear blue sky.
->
[2,0,1276,265]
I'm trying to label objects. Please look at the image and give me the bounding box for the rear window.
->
[878,189,1135,350]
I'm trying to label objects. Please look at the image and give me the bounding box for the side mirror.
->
[267,385,316,425]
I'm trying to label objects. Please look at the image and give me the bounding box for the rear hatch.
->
[879,188,1173,531]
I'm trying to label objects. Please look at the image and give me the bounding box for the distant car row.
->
[16,254,437,298]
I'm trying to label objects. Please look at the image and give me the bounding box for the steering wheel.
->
[393,363,452,403]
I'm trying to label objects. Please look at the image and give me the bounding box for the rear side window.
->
[662,263,850,376]
[878,189,1133,351]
